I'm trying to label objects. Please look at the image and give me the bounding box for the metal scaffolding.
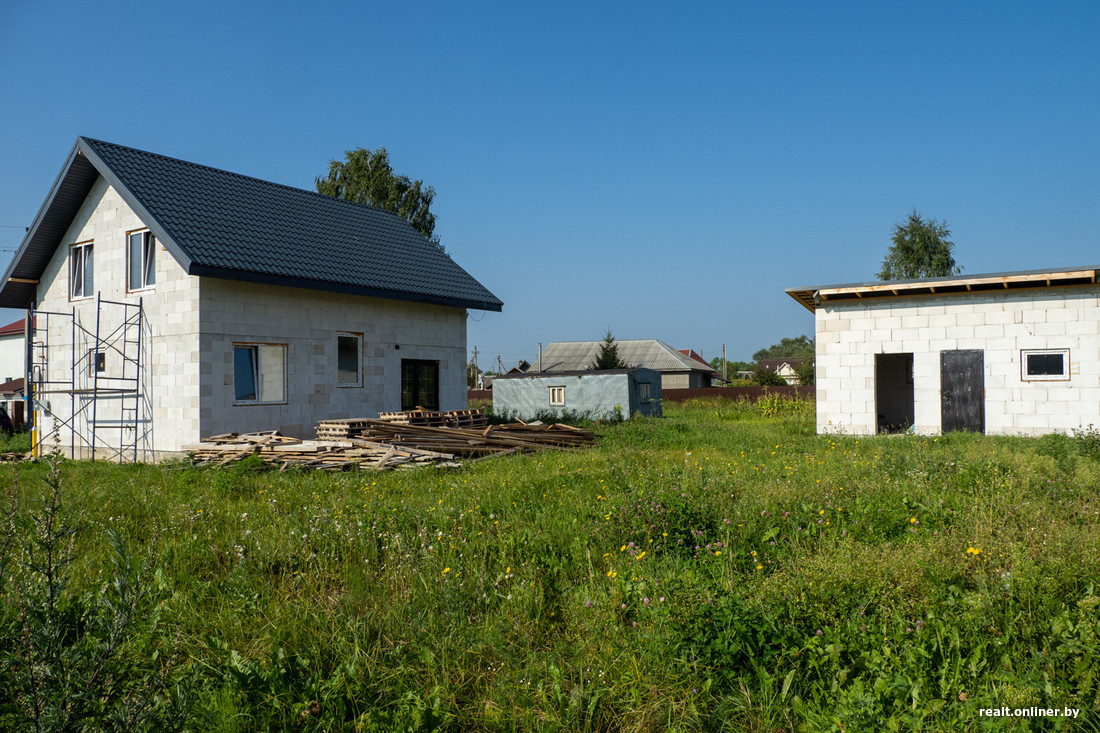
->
[30,294,145,462]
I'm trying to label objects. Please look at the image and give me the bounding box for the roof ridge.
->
[78,137,408,223]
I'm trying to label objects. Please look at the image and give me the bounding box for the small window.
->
[70,242,94,299]
[234,344,287,403]
[337,333,361,386]
[638,382,651,401]
[128,230,156,290]
[549,386,565,406]
[1021,349,1069,381]
[88,350,105,373]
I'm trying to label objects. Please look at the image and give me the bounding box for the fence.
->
[468,385,814,405]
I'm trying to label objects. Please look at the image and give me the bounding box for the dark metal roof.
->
[0,138,502,312]
[786,265,1100,312]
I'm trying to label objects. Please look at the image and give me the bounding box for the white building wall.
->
[816,287,1100,436]
[34,177,200,457]
[198,278,468,439]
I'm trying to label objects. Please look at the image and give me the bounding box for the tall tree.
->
[752,335,815,363]
[316,147,443,252]
[590,330,627,370]
[878,210,960,280]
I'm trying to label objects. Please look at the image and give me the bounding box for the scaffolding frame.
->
[30,294,145,462]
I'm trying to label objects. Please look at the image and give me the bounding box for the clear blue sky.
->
[2,1,1098,367]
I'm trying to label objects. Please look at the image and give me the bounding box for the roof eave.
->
[188,265,504,312]
[76,137,196,275]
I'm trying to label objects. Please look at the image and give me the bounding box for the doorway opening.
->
[875,352,914,434]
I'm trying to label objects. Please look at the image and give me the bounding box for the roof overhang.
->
[786,266,1100,312]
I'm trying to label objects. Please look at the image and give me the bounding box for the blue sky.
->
[1,1,1098,368]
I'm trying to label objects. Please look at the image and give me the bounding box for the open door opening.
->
[876,353,914,434]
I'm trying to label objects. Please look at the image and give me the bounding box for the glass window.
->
[337,333,361,385]
[549,386,565,406]
[234,344,286,402]
[128,231,156,290]
[1021,349,1070,381]
[70,242,93,299]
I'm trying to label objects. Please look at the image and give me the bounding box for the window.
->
[549,386,565,406]
[70,242,93,299]
[128,230,156,290]
[234,344,286,403]
[337,333,362,386]
[1021,349,1070,381]
[638,382,651,401]
[401,359,439,410]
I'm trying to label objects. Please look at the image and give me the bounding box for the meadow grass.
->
[0,399,1098,731]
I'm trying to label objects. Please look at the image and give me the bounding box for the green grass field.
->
[1,397,1098,731]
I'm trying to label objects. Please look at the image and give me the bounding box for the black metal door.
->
[941,350,984,433]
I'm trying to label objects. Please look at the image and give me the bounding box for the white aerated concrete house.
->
[0,138,501,459]
[787,267,1100,436]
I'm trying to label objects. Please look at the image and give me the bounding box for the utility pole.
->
[497,355,505,374]
[722,344,726,382]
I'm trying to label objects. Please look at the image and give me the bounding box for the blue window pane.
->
[234,347,257,401]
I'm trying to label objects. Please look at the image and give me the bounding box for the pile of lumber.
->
[316,409,488,439]
[378,409,489,428]
[316,418,595,458]
[0,451,28,463]
[184,431,459,471]
[188,414,596,471]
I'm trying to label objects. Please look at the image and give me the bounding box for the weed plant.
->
[0,399,1097,730]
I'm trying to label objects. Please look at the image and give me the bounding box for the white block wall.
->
[34,177,201,458]
[198,278,468,439]
[816,287,1100,436]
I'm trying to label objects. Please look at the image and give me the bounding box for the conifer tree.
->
[590,330,627,370]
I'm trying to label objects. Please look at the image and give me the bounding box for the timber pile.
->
[316,409,488,439]
[326,418,595,458]
[184,431,459,471]
[378,409,489,428]
[0,451,28,463]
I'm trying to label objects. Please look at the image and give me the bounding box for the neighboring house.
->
[0,318,27,385]
[677,349,725,383]
[787,266,1100,436]
[534,339,715,389]
[0,378,25,429]
[758,356,807,385]
[0,137,502,459]
[492,368,662,420]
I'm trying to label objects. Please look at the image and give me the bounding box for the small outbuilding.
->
[787,266,1100,436]
[492,368,662,421]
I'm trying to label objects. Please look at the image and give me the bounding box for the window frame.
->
[233,342,288,405]
[127,229,156,292]
[638,382,651,401]
[336,332,363,387]
[548,385,566,406]
[1021,348,1070,382]
[69,241,94,300]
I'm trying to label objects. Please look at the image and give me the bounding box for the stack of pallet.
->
[377,409,489,428]
[317,418,595,458]
[184,431,458,471]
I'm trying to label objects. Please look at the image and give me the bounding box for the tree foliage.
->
[751,365,788,386]
[316,147,443,252]
[878,210,960,280]
[752,335,815,364]
[590,330,627,370]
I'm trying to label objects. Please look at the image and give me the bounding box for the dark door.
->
[401,359,440,411]
[941,350,984,433]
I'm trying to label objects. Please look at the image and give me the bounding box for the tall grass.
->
[0,400,1098,730]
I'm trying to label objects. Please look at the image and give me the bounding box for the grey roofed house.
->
[534,339,716,389]
[0,137,501,459]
